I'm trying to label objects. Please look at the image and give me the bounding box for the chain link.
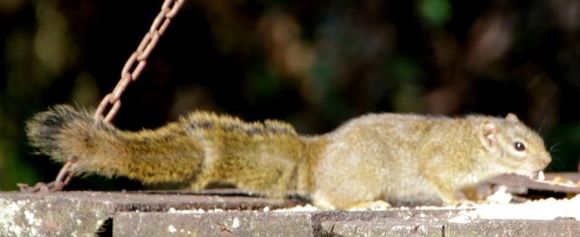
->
[19,0,185,193]
[96,0,184,123]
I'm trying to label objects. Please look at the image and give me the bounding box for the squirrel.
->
[26,105,551,209]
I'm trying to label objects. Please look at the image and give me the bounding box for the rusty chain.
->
[18,0,185,193]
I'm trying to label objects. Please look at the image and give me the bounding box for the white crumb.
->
[275,204,320,212]
[538,171,545,181]
[485,185,513,204]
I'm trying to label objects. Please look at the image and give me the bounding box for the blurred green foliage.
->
[419,0,451,27]
[1,0,579,190]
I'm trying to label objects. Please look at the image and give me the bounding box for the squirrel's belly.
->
[381,177,442,205]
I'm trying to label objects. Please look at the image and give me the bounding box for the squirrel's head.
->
[478,113,551,177]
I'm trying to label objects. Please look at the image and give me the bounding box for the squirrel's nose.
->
[541,154,551,167]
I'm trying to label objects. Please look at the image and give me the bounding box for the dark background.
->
[1,0,579,190]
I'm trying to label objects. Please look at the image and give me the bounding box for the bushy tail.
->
[26,105,204,184]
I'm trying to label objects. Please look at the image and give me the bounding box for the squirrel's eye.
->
[514,142,526,151]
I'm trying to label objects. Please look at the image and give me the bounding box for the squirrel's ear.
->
[506,113,519,122]
[479,120,497,151]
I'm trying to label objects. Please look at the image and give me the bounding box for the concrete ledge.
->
[445,219,580,237]
[0,191,297,236]
[320,220,445,236]
[0,192,115,236]
[114,211,315,236]
[1,191,579,236]
[320,219,580,236]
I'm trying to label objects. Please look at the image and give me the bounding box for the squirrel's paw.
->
[346,200,391,211]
